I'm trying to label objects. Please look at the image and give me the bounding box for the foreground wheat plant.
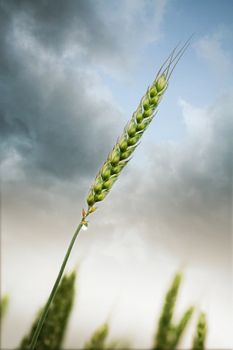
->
[0,295,9,321]
[84,323,109,350]
[17,270,206,349]
[154,272,194,350]
[20,271,76,350]
[192,312,207,350]
[29,40,191,350]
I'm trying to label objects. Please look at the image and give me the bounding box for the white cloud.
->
[195,31,233,77]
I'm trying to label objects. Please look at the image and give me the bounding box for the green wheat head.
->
[84,323,130,350]
[170,306,194,348]
[192,312,207,350]
[80,40,191,224]
[19,271,76,350]
[86,73,166,208]
[84,323,109,350]
[0,295,9,321]
[154,272,194,350]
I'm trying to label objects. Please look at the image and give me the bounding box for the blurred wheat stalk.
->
[18,271,76,350]
[28,39,193,349]
[0,271,207,349]
[0,295,9,321]
[154,272,194,350]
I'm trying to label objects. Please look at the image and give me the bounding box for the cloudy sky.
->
[1,0,232,349]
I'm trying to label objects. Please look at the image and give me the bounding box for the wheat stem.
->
[29,221,83,350]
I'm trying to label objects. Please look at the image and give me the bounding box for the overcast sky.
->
[1,0,233,349]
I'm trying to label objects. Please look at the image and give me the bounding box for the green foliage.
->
[19,271,76,350]
[154,272,194,350]
[84,323,130,350]
[0,294,9,320]
[105,341,131,350]
[192,312,207,350]
[84,323,109,350]
[169,306,194,348]
[154,272,182,349]
[14,268,207,350]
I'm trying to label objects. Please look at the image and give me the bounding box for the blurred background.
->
[1,0,232,348]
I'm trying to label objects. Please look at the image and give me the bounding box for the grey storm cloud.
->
[0,0,123,184]
[0,0,166,186]
[1,60,119,181]
[0,0,115,55]
[0,0,166,71]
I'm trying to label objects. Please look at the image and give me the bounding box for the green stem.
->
[29,221,83,350]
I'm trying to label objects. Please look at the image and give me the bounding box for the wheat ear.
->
[21,271,76,350]
[154,272,182,349]
[192,312,207,350]
[84,323,109,350]
[0,295,9,321]
[84,40,191,219]
[29,41,191,350]
[170,306,194,348]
